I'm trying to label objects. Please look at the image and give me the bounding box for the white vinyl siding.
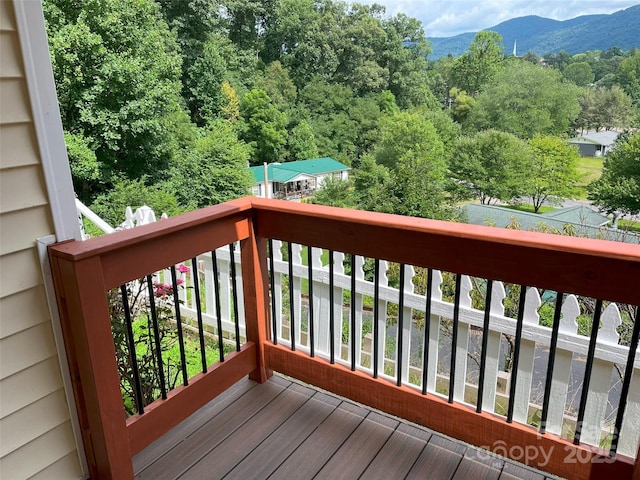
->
[0,1,83,478]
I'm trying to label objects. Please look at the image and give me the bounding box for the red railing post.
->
[240,211,273,383]
[48,251,133,479]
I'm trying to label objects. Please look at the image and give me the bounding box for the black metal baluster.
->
[170,266,189,387]
[373,259,380,379]
[421,269,434,395]
[268,239,278,346]
[120,284,144,414]
[308,246,315,357]
[146,275,167,399]
[507,286,527,423]
[610,306,640,456]
[397,264,406,387]
[477,279,494,413]
[350,255,357,371]
[191,258,207,373]
[211,250,225,362]
[574,299,604,445]
[540,292,564,434]
[329,250,335,364]
[229,243,241,352]
[287,242,296,351]
[449,274,462,403]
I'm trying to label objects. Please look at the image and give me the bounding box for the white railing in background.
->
[75,202,640,458]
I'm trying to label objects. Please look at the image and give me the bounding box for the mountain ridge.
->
[428,5,640,59]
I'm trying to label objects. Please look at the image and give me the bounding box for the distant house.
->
[568,130,620,157]
[250,158,350,200]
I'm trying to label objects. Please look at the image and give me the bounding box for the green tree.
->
[373,111,456,219]
[450,31,504,96]
[44,0,184,194]
[449,87,476,123]
[297,78,358,162]
[617,50,640,104]
[562,62,595,86]
[64,131,99,200]
[526,136,583,212]
[171,121,254,208]
[449,130,532,204]
[383,14,435,109]
[240,89,288,164]
[186,33,258,125]
[288,120,319,161]
[588,131,640,217]
[353,154,393,213]
[575,86,635,133]
[466,61,580,138]
[375,111,444,170]
[257,61,297,112]
[311,177,357,209]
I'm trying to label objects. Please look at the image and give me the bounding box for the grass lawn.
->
[504,204,555,214]
[618,218,640,234]
[575,156,603,200]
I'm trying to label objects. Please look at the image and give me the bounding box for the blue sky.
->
[358,1,639,37]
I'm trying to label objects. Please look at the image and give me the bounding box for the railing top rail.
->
[50,197,640,303]
[250,198,640,306]
[49,198,254,290]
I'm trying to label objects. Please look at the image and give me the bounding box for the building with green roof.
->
[249,158,350,200]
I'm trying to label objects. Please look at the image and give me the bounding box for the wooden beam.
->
[240,213,273,383]
[250,199,640,306]
[49,253,134,479]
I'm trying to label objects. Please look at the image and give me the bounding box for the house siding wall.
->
[0,1,83,478]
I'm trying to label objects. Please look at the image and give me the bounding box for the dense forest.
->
[43,0,640,226]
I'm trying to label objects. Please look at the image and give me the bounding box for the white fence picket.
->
[546,295,580,436]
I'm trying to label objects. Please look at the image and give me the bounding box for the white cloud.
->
[357,0,638,37]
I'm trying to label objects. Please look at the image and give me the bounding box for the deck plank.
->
[359,423,431,480]
[132,378,257,473]
[313,411,399,479]
[405,442,464,479]
[177,381,314,479]
[452,450,503,480]
[222,391,340,479]
[135,376,290,479]
[133,376,560,480]
[267,400,368,479]
[500,462,547,479]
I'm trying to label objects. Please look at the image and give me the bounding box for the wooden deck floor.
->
[133,375,559,480]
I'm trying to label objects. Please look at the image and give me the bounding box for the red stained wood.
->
[264,343,635,480]
[250,198,640,305]
[47,198,640,478]
[48,254,134,479]
[240,213,273,383]
[126,343,258,455]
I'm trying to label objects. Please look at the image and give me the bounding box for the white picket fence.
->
[78,202,640,457]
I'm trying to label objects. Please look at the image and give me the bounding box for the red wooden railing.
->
[49,197,640,480]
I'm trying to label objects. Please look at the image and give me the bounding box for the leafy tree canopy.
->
[45,0,184,194]
[525,136,584,212]
[588,131,640,217]
[465,61,580,138]
[449,130,532,204]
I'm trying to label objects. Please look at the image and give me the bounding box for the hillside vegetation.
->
[44,0,640,226]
